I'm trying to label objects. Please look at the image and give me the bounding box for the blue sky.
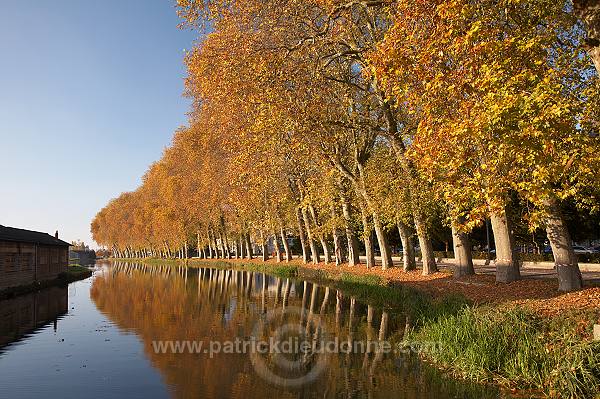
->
[0,0,198,248]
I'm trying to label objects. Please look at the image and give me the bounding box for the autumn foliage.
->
[92,0,600,292]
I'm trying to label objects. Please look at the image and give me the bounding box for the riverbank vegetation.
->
[414,306,600,398]
[62,264,93,281]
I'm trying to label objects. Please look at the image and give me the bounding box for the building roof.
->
[0,225,70,247]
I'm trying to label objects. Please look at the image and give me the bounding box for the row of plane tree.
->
[92,0,600,291]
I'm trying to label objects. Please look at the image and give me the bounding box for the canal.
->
[0,261,504,398]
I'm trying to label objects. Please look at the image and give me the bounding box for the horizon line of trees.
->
[92,0,600,292]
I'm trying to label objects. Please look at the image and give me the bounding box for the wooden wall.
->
[0,241,68,291]
[36,245,68,281]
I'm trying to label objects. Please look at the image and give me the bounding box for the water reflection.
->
[91,262,503,399]
[0,286,67,350]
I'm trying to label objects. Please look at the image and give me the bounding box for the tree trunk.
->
[397,222,416,271]
[574,0,600,73]
[320,236,331,264]
[372,212,393,270]
[260,231,269,262]
[381,107,438,275]
[302,207,320,264]
[208,229,215,258]
[309,204,330,264]
[490,210,521,283]
[543,197,583,291]
[414,214,438,274]
[451,218,474,278]
[218,230,227,259]
[245,232,253,260]
[209,229,219,259]
[332,231,344,266]
[340,191,360,266]
[219,215,231,259]
[223,232,231,259]
[330,204,346,266]
[273,232,283,262]
[360,207,375,268]
[280,226,291,262]
[296,208,310,263]
[197,232,202,259]
[206,231,213,259]
[355,171,393,269]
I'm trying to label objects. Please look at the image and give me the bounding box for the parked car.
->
[572,245,595,255]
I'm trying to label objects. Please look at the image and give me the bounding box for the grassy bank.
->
[111,257,301,278]
[412,307,600,398]
[110,257,600,397]
[61,264,94,282]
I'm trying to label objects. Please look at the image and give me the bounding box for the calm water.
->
[0,261,505,398]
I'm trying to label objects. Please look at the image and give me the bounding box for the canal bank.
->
[111,257,600,398]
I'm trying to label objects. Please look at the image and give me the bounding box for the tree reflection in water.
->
[91,262,501,399]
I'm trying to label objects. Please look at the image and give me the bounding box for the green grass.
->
[300,269,470,323]
[117,258,301,279]
[338,272,383,286]
[66,264,92,274]
[111,257,185,266]
[59,264,93,282]
[206,260,299,278]
[410,306,600,398]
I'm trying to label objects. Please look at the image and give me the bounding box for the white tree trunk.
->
[280,226,291,262]
[451,219,474,278]
[296,208,310,263]
[414,214,438,275]
[273,232,283,262]
[360,207,375,268]
[372,212,393,269]
[309,204,331,264]
[302,207,320,264]
[491,210,521,283]
[543,197,583,291]
[260,231,269,262]
[340,193,360,266]
[397,222,416,271]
